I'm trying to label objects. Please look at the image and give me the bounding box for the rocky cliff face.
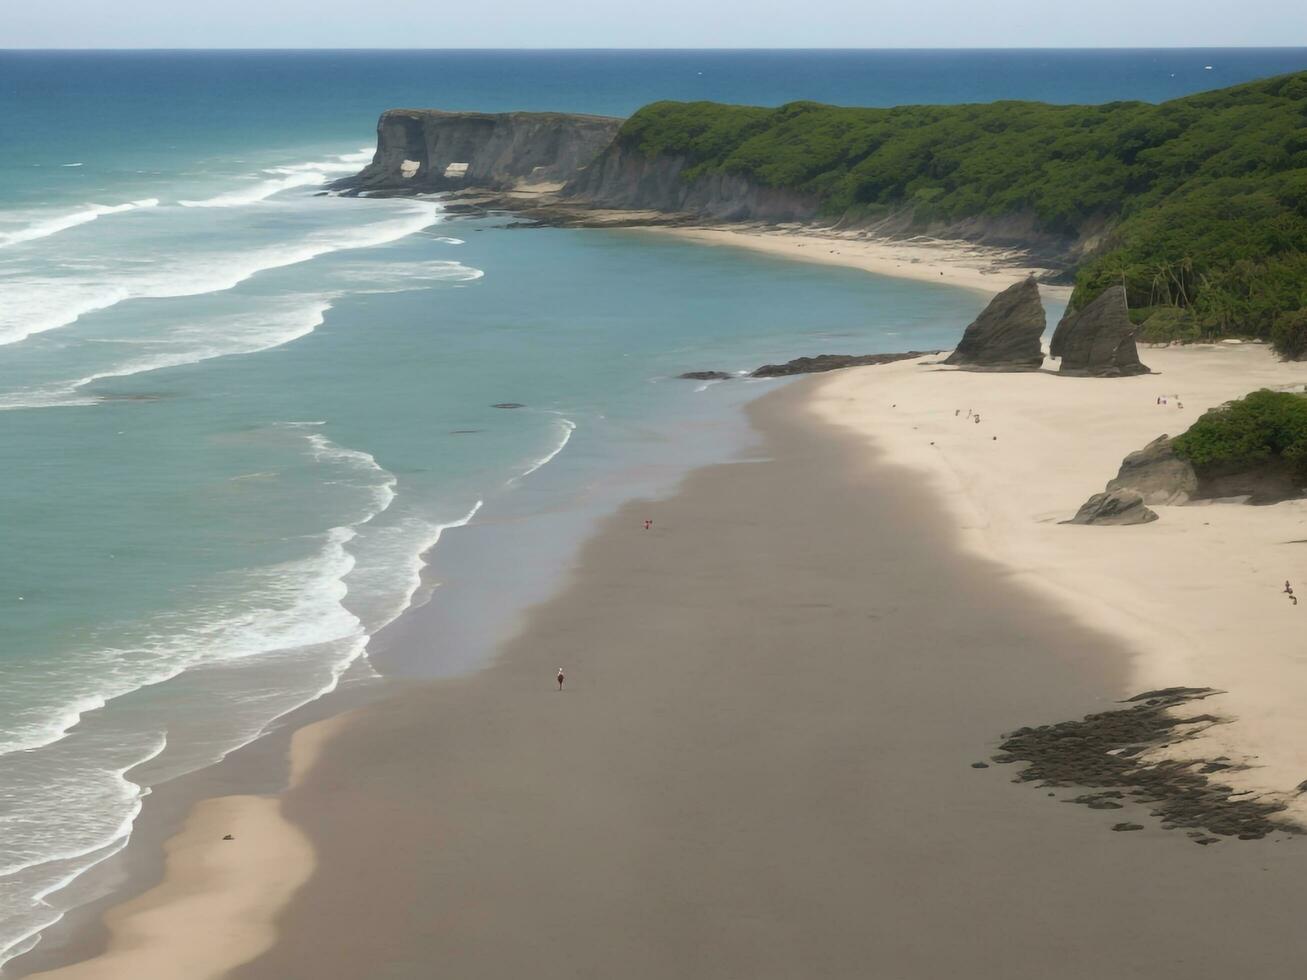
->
[561,142,822,221]
[340,110,623,193]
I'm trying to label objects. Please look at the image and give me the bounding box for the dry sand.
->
[641,224,1075,298]
[812,343,1307,815]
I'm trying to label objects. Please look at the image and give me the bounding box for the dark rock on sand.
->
[679,371,733,381]
[1051,286,1150,377]
[971,761,989,769]
[1105,435,1198,505]
[751,351,938,378]
[1063,489,1159,526]
[1111,822,1145,832]
[943,276,1045,370]
[492,403,525,409]
[996,687,1296,840]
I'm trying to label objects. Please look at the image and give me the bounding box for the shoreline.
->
[21,717,338,980]
[22,349,1307,978]
[624,223,1073,298]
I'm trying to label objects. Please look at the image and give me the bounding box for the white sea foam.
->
[0,200,441,347]
[305,432,398,520]
[0,199,159,249]
[178,172,328,207]
[0,477,386,969]
[432,236,465,245]
[0,299,333,412]
[60,162,83,168]
[334,258,485,291]
[517,417,577,480]
[265,147,372,177]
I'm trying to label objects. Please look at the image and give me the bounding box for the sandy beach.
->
[34,374,1307,980]
[17,257,1307,980]
[640,223,1075,298]
[811,342,1307,814]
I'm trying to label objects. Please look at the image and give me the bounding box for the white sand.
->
[811,342,1307,816]
[641,225,1074,298]
[27,716,344,980]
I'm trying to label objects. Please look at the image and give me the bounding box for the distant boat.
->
[1204,65,1214,70]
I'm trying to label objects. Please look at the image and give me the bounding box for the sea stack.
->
[943,276,1045,370]
[1051,286,1150,377]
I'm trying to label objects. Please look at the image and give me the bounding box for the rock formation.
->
[943,276,1045,370]
[1063,489,1159,525]
[1050,286,1150,377]
[337,110,623,194]
[1105,435,1198,505]
[678,371,733,381]
[750,351,938,378]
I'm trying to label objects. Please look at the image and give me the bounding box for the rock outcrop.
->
[750,351,937,378]
[338,110,623,194]
[1051,286,1150,377]
[678,371,733,381]
[1063,489,1159,525]
[943,276,1045,370]
[1105,435,1198,505]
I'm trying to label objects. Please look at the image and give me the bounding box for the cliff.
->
[339,109,623,194]
[560,142,822,222]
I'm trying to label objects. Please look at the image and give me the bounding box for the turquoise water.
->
[1,48,1305,965]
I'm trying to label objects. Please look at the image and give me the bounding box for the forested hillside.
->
[617,73,1307,353]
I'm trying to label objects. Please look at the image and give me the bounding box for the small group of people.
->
[1156,394,1184,409]
[955,408,981,424]
[1286,581,1298,606]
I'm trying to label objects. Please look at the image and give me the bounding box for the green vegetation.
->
[619,73,1307,354]
[1172,390,1307,476]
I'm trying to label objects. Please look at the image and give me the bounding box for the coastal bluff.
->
[338,109,622,193]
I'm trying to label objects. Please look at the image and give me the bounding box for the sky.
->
[4,0,1306,48]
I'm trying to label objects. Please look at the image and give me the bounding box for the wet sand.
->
[220,380,1307,980]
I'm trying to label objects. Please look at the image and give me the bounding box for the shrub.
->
[1172,389,1307,476]
[1271,309,1307,360]
[1138,307,1201,344]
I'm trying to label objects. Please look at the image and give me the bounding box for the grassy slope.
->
[618,73,1307,347]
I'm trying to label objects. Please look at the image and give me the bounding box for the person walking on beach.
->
[643,519,652,531]
[557,667,565,691]
[1285,580,1292,594]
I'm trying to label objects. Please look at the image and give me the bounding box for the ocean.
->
[2,48,1306,967]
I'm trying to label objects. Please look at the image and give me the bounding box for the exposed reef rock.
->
[1105,435,1198,505]
[678,371,733,381]
[338,110,622,194]
[1063,489,1159,525]
[943,276,1045,370]
[992,687,1294,841]
[1051,286,1150,377]
[750,351,938,378]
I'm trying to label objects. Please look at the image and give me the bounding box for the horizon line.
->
[4,45,1307,53]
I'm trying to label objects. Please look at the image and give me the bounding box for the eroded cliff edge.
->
[338,109,623,193]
